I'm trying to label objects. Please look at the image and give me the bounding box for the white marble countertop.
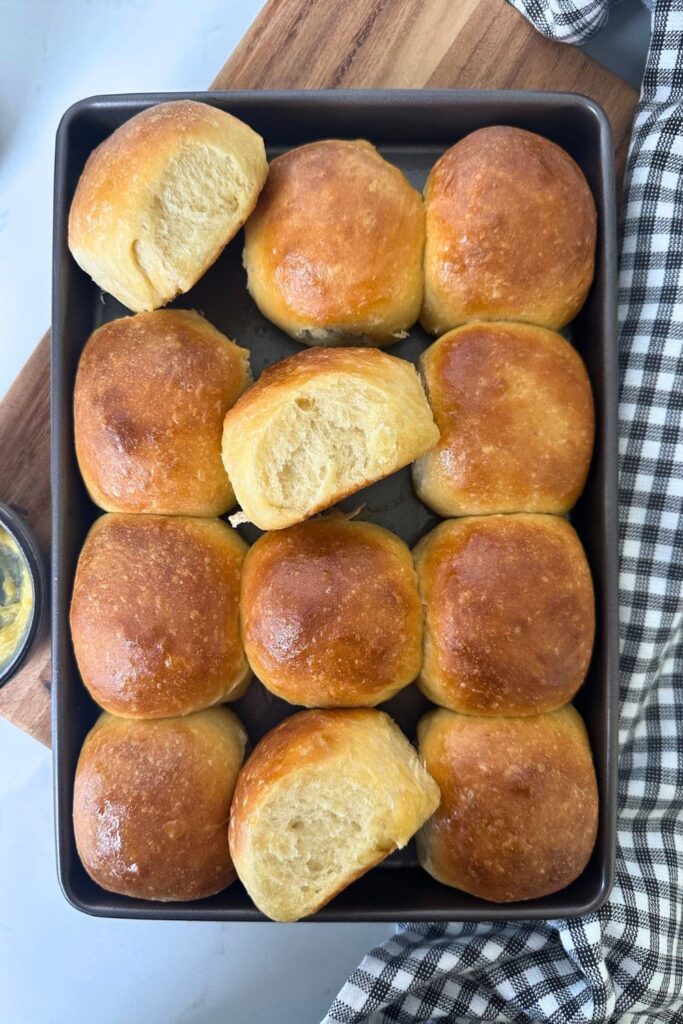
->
[0,2,650,1021]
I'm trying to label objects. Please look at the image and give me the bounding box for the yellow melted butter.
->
[0,525,34,670]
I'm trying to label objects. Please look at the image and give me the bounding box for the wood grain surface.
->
[0,332,52,744]
[0,0,638,746]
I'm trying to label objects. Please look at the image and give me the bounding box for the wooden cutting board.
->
[0,0,638,746]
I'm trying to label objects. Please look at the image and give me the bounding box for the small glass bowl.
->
[0,503,47,688]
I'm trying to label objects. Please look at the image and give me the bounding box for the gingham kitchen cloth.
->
[323,1,683,1021]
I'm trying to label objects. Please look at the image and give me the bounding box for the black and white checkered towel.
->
[324,1,683,1020]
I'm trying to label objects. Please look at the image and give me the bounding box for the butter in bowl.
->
[0,504,46,688]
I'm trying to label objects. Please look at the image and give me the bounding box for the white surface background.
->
[0,2,651,1022]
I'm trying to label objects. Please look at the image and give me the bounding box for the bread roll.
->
[73,708,246,901]
[413,321,594,516]
[413,515,595,716]
[241,518,423,706]
[417,706,598,902]
[70,514,249,718]
[68,100,268,311]
[222,347,439,530]
[422,126,596,334]
[229,709,440,921]
[243,139,424,346]
[74,310,250,516]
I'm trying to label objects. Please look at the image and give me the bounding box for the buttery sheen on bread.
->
[68,100,268,311]
[73,708,246,901]
[229,709,440,921]
[417,706,598,902]
[243,139,424,346]
[413,321,594,516]
[422,126,597,334]
[414,515,595,716]
[70,514,249,718]
[74,310,251,516]
[241,518,423,706]
[222,347,439,530]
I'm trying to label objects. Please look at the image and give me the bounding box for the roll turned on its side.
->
[222,347,440,531]
[68,100,268,312]
[229,709,440,922]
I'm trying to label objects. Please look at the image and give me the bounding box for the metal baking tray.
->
[52,90,618,921]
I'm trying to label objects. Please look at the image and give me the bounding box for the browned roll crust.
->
[422,126,597,334]
[413,515,595,716]
[229,709,440,921]
[70,514,250,718]
[243,139,425,346]
[417,706,598,902]
[68,100,268,312]
[413,321,594,517]
[241,518,423,707]
[73,708,247,901]
[74,310,251,516]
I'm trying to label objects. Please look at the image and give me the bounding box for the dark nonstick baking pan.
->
[52,90,618,921]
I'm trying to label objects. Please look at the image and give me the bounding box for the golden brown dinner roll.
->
[422,126,597,334]
[241,517,423,706]
[243,139,424,346]
[413,321,594,516]
[70,514,249,718]
[222,347,439,530]
[74,310,250,516]
[417,706,598,902]
[229,709,440,921]
[73,708,247,901]
[69,100,268,311]
[413,515,595,716]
